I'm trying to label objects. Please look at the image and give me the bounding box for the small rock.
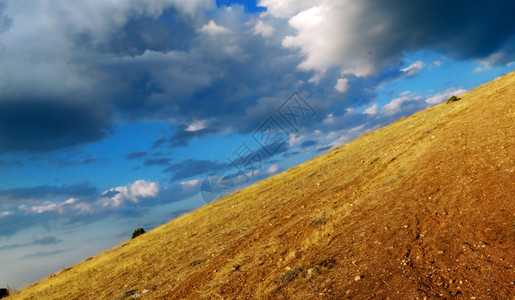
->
[141,289,149,294]
[354,275,362,281]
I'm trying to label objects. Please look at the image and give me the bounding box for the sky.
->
[1,0,515,289]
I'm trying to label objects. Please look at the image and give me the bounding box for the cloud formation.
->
[0,179,198,237]
[265,0,515,79]
[1,0,514,154]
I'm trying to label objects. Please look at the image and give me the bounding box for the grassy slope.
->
[10,72,515,299]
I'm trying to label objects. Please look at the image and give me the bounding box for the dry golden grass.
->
[9,72,515,299]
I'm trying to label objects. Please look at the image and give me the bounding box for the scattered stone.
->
[189,259,205,267]
[354,275,362,281]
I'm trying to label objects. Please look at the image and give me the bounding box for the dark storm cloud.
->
[0,236,62,251]
[143,158,171,166]
[300,140,317,148]
[0,0,214,153]
[373,0,515,61]
[1,0,515,153]
[0,100,110,153]
[164,159,229,181]
[32,236,62,245]
[0,182,98,202]
[152,138,168,149]
[281,150,301,158]
[0,159,21,168]
[316,145,332,153]
[169,124,218,147]
[82,9,198,57]
[275,0,515,78]
[0,2,11,33]
[21,249,71,259]
[126,151,147,160]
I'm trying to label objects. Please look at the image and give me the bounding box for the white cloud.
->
[382,95,422,116]
[258,0,315,18]
[322,113,335,124]
[363,103,378,115]
[186,120,207,132]
[473,66,485,73]
[326,124,367,148]
[130,180,160,198]
[180,178,201,191]
[73,202,91,213]
[102,180,160,207]
[425,88,467,105]
[21,202,58,214]
[254,20,274,37]
[266,164,279,175]
[0,211,12,218]
[18,197,89,215]
[401,61,424,76]
[278,1,392,78]
[64,197,78,205]
[199,20,230,36]
[479,50,512,67]
[288,133,303,146]
[307,71,325,84]
[334,78,349,93]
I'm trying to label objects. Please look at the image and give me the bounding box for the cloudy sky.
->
[1,0,515,288]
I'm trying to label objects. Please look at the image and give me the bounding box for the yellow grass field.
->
[9,72,515,299]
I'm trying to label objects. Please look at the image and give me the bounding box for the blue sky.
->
[1,0,515,288]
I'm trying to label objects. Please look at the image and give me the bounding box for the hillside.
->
[9,72,515,299]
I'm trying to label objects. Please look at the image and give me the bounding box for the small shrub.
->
[309,214,327,226]
[189,259,205,267]
[446,95,461,104]
[0,288,8,299]
[278,266,303,282]
[318,258,336,269]
[131,227,146,239]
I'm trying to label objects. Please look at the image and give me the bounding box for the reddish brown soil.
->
[11,72,515,299]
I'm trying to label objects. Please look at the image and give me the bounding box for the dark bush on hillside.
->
[446,95,461,104]
[131,227,146,239]
[0,288,8,299]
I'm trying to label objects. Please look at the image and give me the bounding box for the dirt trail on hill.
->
[11,73,515,299]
